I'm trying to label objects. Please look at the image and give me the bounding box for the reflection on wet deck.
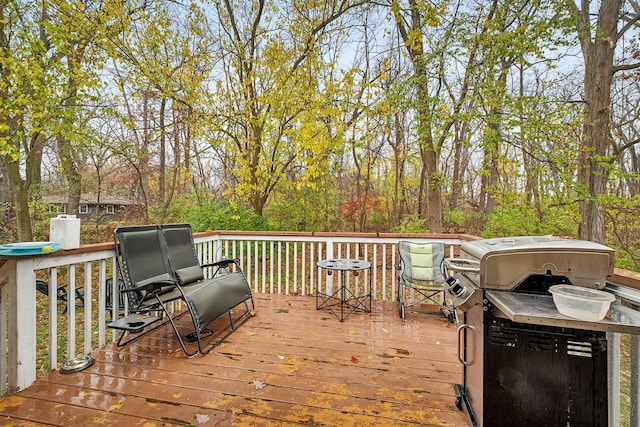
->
[0,294,468,426]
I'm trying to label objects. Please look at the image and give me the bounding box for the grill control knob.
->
[447,277,466,297]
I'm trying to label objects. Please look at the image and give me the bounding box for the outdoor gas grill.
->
[445,236,640,427]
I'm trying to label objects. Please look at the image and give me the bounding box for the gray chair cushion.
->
[398,241,446,287]
[175,266,205,285]
[185,272,251,329]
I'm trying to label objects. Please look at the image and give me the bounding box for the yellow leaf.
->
[107,401,123,411]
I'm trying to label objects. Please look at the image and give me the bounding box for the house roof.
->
[44,193,137,206]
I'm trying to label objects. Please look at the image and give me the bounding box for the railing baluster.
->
[98,259,107,348]
[310,242,315,296]
[67,264,76,359]
[285,241,289,295]
[83,261,92,354]
[268,241,273,294]
[391,243,397,302]
[301,242,306,295]
[49,267,58,370]
[348,243,352,298]
[381,244,387,301]
[0,284,8,396]
[291,242,296,295]
[609,332,621,427]
[111,256,120,342]
[277,241,282,294]
[632,333,639,426]
[263,240,268,294]
[372,243,377,300]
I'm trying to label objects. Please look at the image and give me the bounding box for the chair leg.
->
[58,286,84,315]
[75,289,85,307]
[185,328,214,343]
[398,282,406,322]
[438,293,457,324]
[429,291,456,323]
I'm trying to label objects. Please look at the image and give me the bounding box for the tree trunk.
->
[569,0,623,244]
[392,112,407,224]
[4,159,32,241]
[420,144,442,233]
[629,147,640,197]
[449,121,465,212]
[391,0,481,234]
[57,133,82,215]
[159,97,166,203]
[479,134,499,218]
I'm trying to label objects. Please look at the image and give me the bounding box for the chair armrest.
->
[126,273,178,294]
[202,258,239,269]
[121,280,176,294]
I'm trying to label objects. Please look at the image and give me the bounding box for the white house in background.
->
[44,193,139,220]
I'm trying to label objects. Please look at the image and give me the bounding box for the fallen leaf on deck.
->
[195,413,210,424]
[107,401,123,411]
[351,356,359,363]
[252,380,267,390]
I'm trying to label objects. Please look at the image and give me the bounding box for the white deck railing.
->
[0,230,638,426]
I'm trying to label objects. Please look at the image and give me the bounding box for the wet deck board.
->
[0,294,469,426]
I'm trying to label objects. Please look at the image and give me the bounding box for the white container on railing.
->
[49,214,81,249]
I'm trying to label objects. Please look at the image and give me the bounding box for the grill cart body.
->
[446,236,640,427]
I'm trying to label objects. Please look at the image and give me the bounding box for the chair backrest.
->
[398,241,446,284]
[114,225,174,307]
[160,223,204,285]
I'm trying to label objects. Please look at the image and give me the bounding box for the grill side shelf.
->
[485,290,640,335]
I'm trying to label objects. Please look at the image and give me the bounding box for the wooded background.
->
[2,0,640,270]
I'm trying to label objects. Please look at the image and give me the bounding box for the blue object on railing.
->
[0,241,59,256]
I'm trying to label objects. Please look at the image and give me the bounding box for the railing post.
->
[607,332,620,427]
[608,332,621,427]
[632,328,639,427]
[6,258,37,392]
[325,236,334,294]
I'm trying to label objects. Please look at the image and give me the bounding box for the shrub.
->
[188,200,271,232]
[392,214,429,233]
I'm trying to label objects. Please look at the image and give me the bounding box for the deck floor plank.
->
[0,294,469,426]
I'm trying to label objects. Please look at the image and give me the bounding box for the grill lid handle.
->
[444,258,480,273]
[457,324,478,366]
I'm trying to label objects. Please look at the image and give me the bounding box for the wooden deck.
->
[0,294,469,426]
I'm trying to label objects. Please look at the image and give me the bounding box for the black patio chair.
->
[35,279,85,314]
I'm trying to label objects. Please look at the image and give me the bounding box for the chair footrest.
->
[108,313,161,333]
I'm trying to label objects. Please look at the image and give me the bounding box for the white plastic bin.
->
[50,214,81,249]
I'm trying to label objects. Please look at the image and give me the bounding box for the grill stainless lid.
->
[460,236,615,290]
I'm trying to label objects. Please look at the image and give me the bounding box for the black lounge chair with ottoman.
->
[109,223,255,356]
